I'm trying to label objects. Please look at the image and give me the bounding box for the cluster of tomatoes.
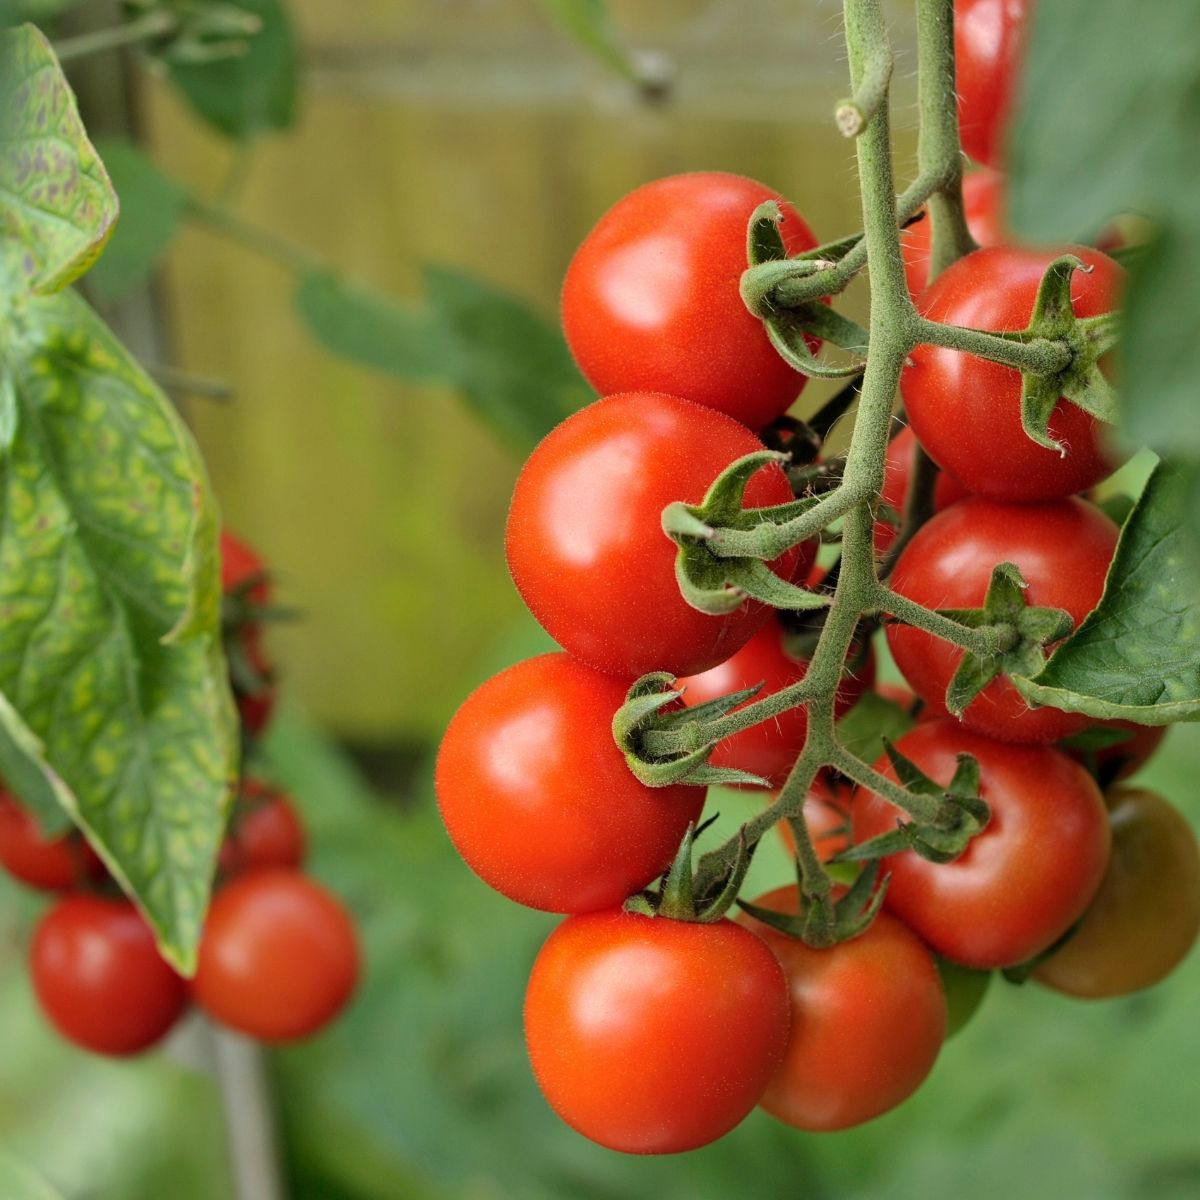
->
[0,532,359,1057]
[436,0,1198,1156]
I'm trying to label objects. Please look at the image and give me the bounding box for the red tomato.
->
[506,392,802,678]
[955,0,1027,168]
[852,720,1110,969]
[31,896,187,1056]
[524,909,789,1153]
[1033,787,1200,998]
[562,172,819,430]
[193,870,359,1042]
[887,496,1118,744]
[0,792,105,892]
[220,530,270,605]
[901,168,1006,295]
[679,619,871,789]
[875,426,969,552]
[437,654,703,912]
[219,779,306,877]
[739,885,946,1131]
[1068,720,1168,786]
[904,245,1124,501]
[775,775,852,862]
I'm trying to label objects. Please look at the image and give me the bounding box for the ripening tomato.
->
[904,245,1125,501]
[852,720,1110,969]
[887,496,1118,744]
[436,654,704,912]
[507,392,802,678]
[955,0,1027,168]
[193,870,359,1042]
[1033,787,1200,998]
[901,169,1006,295]
[678,619,872,789]
[31,896,188,1056]
[776,775,852,862]
[219,779,306,877]
[562,172,819,430]
[524,909,789,1153]
[0,792,105,892]
[739,885,946,1131]
[875,426,969,552]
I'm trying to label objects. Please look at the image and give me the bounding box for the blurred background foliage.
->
[1,0,1198,1197]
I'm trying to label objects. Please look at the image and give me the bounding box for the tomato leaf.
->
[0,24,117,293]
[537,0,643,85]
[0,289,237,972]
[1013,462,1200,723]
[86,139,187,303]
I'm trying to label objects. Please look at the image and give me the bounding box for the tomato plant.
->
[561,172,819,430]
[875,426,969,552]
[888,496,1119,743]
[436,653,704,911]
[903,245,1125,501]
[901,168,1005,295]
[31,896,188,1057]
[776,775,852,862]
[219,778,307,877]
[955,0,1028,167]
[853,720,1111,969]
[739,885,946,1131]
[1033,787,1200,998]
[523,909,789,1153]
[506,391,802,678]
[193,870,360,1042]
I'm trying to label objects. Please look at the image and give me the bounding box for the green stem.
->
[835,40,893,137]
[186,198,317,276]
[875,585,1013,656]
[53,9,177,62]
[827,748,944,823]
[911,317,1072,374]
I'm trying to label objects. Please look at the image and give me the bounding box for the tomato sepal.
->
[626,822,757,923]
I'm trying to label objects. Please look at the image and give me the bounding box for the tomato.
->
[739,885,946,1131]
[852,720,1110,969]
[678,618,871,789]
[524,909,789,1153]
[955,0,1027,168]
[221,531,278,736]
[1033,787,1200,998]
[437,654,703,912]
[904,245,1124,501]
[887,496,1118,744]
[901,168,1006,295]
[561,172,819,430]
[875,426,969,552]
[1067,720,1168,786]
[219,778,306,877]
[220,529,270,605]
[776,775,852,862]
[193,870,359,1042]
[0,792,105,892]
[506,392,802,678]
[31,896,187,1056]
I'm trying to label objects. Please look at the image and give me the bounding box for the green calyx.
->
[936,562,1074,717]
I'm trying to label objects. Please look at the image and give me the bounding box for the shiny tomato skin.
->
[1033,787,1200,998]
[524,909,789,1154]
[193,870,359,1042]
[562,172,818,429]
[740,885,946,1131]
[955,0,1027,168]
[220,779,307,877]
[506,392,801,678]
[875,426,969,552]
[31,896,188,1056]
[901,168,1006,295]
[678,619,871,789]
[0,793,105,892]
[904,245,1124,501]
[436,654,704,912]
[852,721,1111,969]
[887,496,1118,744]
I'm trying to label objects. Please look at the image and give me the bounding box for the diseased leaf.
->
[1014,463,1200,723]
[0,24,117,293]
[0,288,237,970]
[87,138,187,303]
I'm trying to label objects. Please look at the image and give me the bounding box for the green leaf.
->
[295,271,455,384]
[423,265,590,453]
[0,288,237,970]
[537,0,642,84]
[0,1152,63,1200]
[164,0,297,139]
[87,139,187,303]
[1014,462,1200,723]
[0,24,118,293]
